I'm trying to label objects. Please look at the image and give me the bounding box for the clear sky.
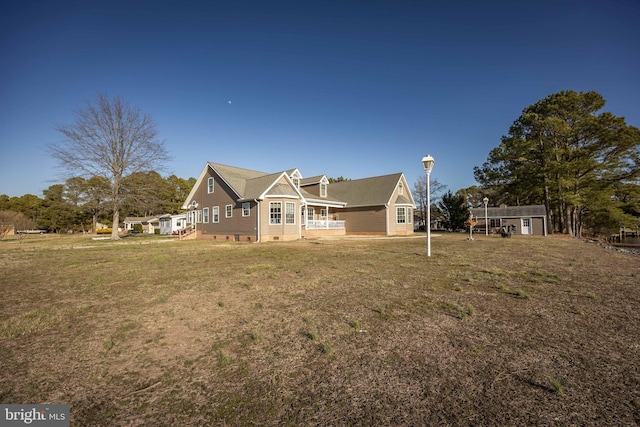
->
[1,0,638,198]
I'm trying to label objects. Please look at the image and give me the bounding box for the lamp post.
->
[422,154,435,256]
[483,197,489,236]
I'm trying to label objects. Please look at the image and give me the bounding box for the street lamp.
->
[483,197,489,236]
[422,154,435,256]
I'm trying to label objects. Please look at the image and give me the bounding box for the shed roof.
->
[470,204,547,218]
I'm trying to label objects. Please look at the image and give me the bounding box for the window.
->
[242,202,250,217]
[270,202,282,224]
[307,207,314,220]
[408,208,412,223]
[320,208,327,219]
[285,202,296,225]
[203,207,209,223]
[213,206,219,223]
[207,177,214,193]
[396,207,406,224]
[320,183,327,197]
[196,210,203,223]
[398,181,404,195]
[226,205,232,218]
[291,172,301,188]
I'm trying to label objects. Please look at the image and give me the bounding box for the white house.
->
[159,214,187,235]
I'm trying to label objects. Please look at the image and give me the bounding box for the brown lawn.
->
[1,233,638,426]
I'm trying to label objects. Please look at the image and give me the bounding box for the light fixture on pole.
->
[483,197,489,236]
[421,154,435,256]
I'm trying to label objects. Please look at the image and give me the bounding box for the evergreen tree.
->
[475,90,640,236]
[438,191,469,231]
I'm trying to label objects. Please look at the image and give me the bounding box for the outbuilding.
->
[470,204,548,236]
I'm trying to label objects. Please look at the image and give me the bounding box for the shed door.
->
[521,218,531,235]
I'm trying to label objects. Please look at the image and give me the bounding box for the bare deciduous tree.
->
[0,210,37,240]
[412,175,445,230]
[49,94,170,239]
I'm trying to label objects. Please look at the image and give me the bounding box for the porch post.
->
[326,205,329,229]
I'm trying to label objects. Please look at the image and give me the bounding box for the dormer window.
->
[320,183,327,197]
[291,171,301,189]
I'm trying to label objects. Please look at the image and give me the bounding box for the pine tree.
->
[475,90,640,236]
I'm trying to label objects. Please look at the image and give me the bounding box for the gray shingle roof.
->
[300,175,325,185]
[208,163,298,200]
[328,173,403,207]
[470,205,547,218]
[204,163,406,208]
[299,188,346,206]
[208,162,268,196]
[243,172,287,199]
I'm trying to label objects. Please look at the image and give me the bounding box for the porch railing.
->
[306,220,345,230]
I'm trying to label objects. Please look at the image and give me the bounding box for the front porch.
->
[302,204,346,238]
[302,219,346,238]
[305,219,346,230]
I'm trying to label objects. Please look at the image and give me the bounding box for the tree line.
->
[413,90,640,236]
[4,90,637,239]
[0,173,195,236]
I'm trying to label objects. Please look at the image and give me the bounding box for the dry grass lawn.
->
[1,233,639,426]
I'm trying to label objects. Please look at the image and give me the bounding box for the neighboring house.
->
[469,204,548,236]
[158,213,187,235]
[412,211,444,232]
[181,162,416,242]
[123,216,160,234]
[0,224,15,237]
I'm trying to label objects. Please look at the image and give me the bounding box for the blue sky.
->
[1,0,638,198]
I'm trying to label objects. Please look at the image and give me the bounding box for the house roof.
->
[395,194,413,205]
[123,216,159,224]
[300,175,326,185]
[299,188,346,207]
[328,173,405,207]
[470,204,547,218]
[124,216,151,223]
[209,162,269,196]
[242,171,288,199]
[190,163,304,203]
[183,162,413,209]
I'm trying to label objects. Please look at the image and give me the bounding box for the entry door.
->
[521,218,532,235]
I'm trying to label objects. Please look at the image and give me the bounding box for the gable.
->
[266,182,299,197]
